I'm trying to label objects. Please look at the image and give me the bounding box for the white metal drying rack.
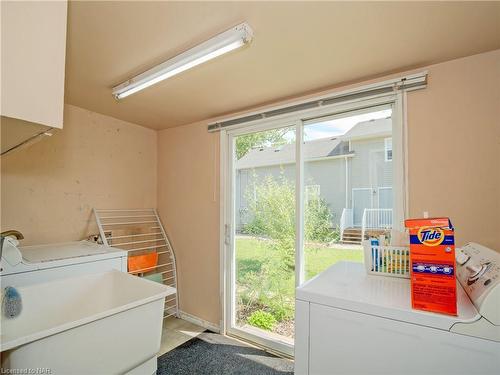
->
[93,208,179,319]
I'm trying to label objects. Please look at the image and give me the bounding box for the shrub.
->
[304,186,339,243]
[244,173,337,245]
[240,173,338,328]
[247,310,277,331]
[267,298,294,321]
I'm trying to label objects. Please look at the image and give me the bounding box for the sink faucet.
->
[1,230,24,265]
[1,230,24,240]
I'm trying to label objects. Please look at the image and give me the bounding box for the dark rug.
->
[157,331,294,374]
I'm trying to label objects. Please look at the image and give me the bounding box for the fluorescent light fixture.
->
[112,22,253,99]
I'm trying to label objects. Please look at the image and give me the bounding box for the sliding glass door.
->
[224,97,403,356]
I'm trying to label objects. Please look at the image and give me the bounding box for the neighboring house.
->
[235,117,394,241]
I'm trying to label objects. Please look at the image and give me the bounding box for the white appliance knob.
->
[466,263,482,275]
[456,252,470,265]
[466,263,489,281]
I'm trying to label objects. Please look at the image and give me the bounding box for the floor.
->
[157,331,294,375]
[159,317,294,373]
[159,316,206,356]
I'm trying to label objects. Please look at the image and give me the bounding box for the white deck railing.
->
[339,208,353,241]
[361,208,393,240]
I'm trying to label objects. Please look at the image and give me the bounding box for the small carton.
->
[404,217,457,316]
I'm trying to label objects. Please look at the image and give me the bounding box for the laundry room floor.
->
[157,331,294,375]
[159,317,206,355]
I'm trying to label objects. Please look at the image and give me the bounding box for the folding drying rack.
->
[93,208,178,319]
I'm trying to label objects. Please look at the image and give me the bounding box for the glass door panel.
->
[302,108,393,280]
[231,125,296,348]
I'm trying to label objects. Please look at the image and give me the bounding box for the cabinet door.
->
[295,300,310,375]
[309,303,499,375]
[1,1,67,128]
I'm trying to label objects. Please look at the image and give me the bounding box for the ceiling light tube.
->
[112,22,253,99]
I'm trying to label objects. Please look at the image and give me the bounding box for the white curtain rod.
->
[207,71,427,132]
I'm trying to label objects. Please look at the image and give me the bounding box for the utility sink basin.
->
[1,270,175,374]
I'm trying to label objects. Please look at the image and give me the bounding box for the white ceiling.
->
[65,1,500,130]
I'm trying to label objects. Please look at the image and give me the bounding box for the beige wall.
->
[1,104,157,245]
[157,123,220,325]
[407,50,500,250]
[157,50,499,326]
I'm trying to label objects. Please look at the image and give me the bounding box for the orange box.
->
[128,252,158,274]
[404,217,457,316]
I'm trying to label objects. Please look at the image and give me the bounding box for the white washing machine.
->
[1,238,127,287]
[295,243,500,375]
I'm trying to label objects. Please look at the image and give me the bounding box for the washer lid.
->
[20,241,126,266]
[296,261,480,330]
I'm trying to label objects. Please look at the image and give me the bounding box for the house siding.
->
[236,135,393,231]
[236,164,295,231]
[236,157,348,231]
[349,137,393,191]
[304,158,346,226]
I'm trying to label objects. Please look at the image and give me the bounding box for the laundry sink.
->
[1,270,175,374]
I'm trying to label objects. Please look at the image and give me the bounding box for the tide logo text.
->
[417,227,444,247]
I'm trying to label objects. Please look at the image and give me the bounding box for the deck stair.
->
[341,227,391,244]
[341,228,362,244]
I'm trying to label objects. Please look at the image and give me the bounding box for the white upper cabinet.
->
[1,0,67,129]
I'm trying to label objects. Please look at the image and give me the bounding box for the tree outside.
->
[235,128,290,160]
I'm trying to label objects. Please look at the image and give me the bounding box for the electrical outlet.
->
[103,231,112,245]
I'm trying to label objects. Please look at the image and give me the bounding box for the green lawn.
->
[235,236,364,333]
[236,236,363,281]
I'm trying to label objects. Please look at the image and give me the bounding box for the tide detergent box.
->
[404,217,457,316]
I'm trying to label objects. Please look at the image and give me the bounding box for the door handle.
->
[224,224,231,246]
